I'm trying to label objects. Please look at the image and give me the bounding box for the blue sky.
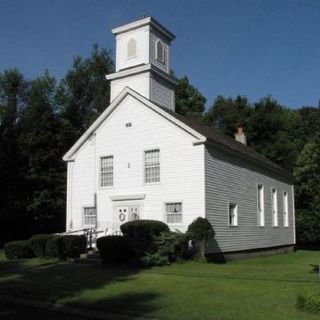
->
[0,0,319,108]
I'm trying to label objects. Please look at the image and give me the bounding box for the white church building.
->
[63,17,295,258]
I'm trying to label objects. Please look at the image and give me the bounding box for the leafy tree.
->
[0,69,29,245]
[175,76,206,118]
[19,72,66,235]
[204,95,251,137]
[247,97,304,171]
[293,136,320,243]
[56,44,114,144]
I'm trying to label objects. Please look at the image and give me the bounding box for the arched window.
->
[156,40,165,63]
[127,38,136,58]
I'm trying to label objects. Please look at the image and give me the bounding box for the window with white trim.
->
[127,38,136,58]
[166,202,182,224]
[257,184,265,226]
[283,191,289,227]
[272,188,278,227]
[83,207,96,227]
[100,156,113,187]
[229,203,238,226]
[144,149,160,183]
[156,40,165,63]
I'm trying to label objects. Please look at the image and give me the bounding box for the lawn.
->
[0,250,319,320]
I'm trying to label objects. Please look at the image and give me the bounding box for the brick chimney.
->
[235,127,247,145]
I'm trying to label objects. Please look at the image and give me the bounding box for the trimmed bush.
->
[97,236,134,264]
[45,236,63,258]
[30,234,54,258]
[4,240,35,260]
[120,220,169,241]
[45,235,87,259]
[187,217,215,261]
[60,235,87,258]
[297,291,320,315]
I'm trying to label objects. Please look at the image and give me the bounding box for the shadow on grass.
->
[0,259,160,318]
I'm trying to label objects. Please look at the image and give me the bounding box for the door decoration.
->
[119,212,126,222]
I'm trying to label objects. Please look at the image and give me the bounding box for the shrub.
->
[4,240,35,260]
[60,235,87,258]
[297,291,320,315]
[187,217,215,261]
[121,220,169,257]
[141,231,189,267]
[30,234,54,258]
[45,236,63,258]
[121,220,169,240]
[45,235,87,259]
[97,236,134,264]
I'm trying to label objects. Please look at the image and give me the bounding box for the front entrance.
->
[114,204,140,232]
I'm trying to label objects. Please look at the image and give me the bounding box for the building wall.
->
[205,145,295,253]
[67,95,205,233]
[110,72,150,102]
[150,73,175,111]
[115,26,149,72]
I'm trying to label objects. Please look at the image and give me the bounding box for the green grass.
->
[0,250,320,320]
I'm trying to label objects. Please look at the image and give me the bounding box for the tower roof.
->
[112,16,175,41]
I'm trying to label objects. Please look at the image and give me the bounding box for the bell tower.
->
[106,16,178,111]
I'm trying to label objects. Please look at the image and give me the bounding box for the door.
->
[114,204,140,233]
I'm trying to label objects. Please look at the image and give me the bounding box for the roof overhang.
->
[112,16,175,41]
[106,63,178,86]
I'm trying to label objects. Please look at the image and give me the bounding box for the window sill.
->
[100,186,114,190]
[144,182,161,186]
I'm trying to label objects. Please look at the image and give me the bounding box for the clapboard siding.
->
[150,73,175,111]
[68,95,205,233]
[205,145,295,253]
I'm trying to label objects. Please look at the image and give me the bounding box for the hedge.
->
[97,236,134,264]
[45,235,87,259]
[4,240,35,260]
[30,234,54,258]
[120,220,169,241]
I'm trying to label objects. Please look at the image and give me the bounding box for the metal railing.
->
[59,227,109,249]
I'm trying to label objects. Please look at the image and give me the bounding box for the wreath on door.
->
[119,212,126,222]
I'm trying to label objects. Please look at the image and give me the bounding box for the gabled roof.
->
[62,87,206,161]
[157,106,293,181]
[63,87,293,181]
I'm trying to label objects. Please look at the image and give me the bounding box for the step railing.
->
[60,227,109,249]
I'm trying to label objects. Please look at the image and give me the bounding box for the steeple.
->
[106,16,178,111]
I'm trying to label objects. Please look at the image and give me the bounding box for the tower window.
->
[127,38,136,58]
[156,40,165,63]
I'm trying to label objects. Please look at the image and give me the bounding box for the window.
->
[257,184,265,226]
[272,188,278,227]
[166,203,182,224]
[127,38,136,58]
[144,149,160,183]
[83,207,96,227]
[100,156,113,187]
[283,191,289,227]
[229,203,238,226]
[156,40,165,63]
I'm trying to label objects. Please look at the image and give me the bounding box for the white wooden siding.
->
[205,145,295,253]
[150,73,175,111]
[67,95,205,233]
[115,26,149,72]
[110,73,150,102]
